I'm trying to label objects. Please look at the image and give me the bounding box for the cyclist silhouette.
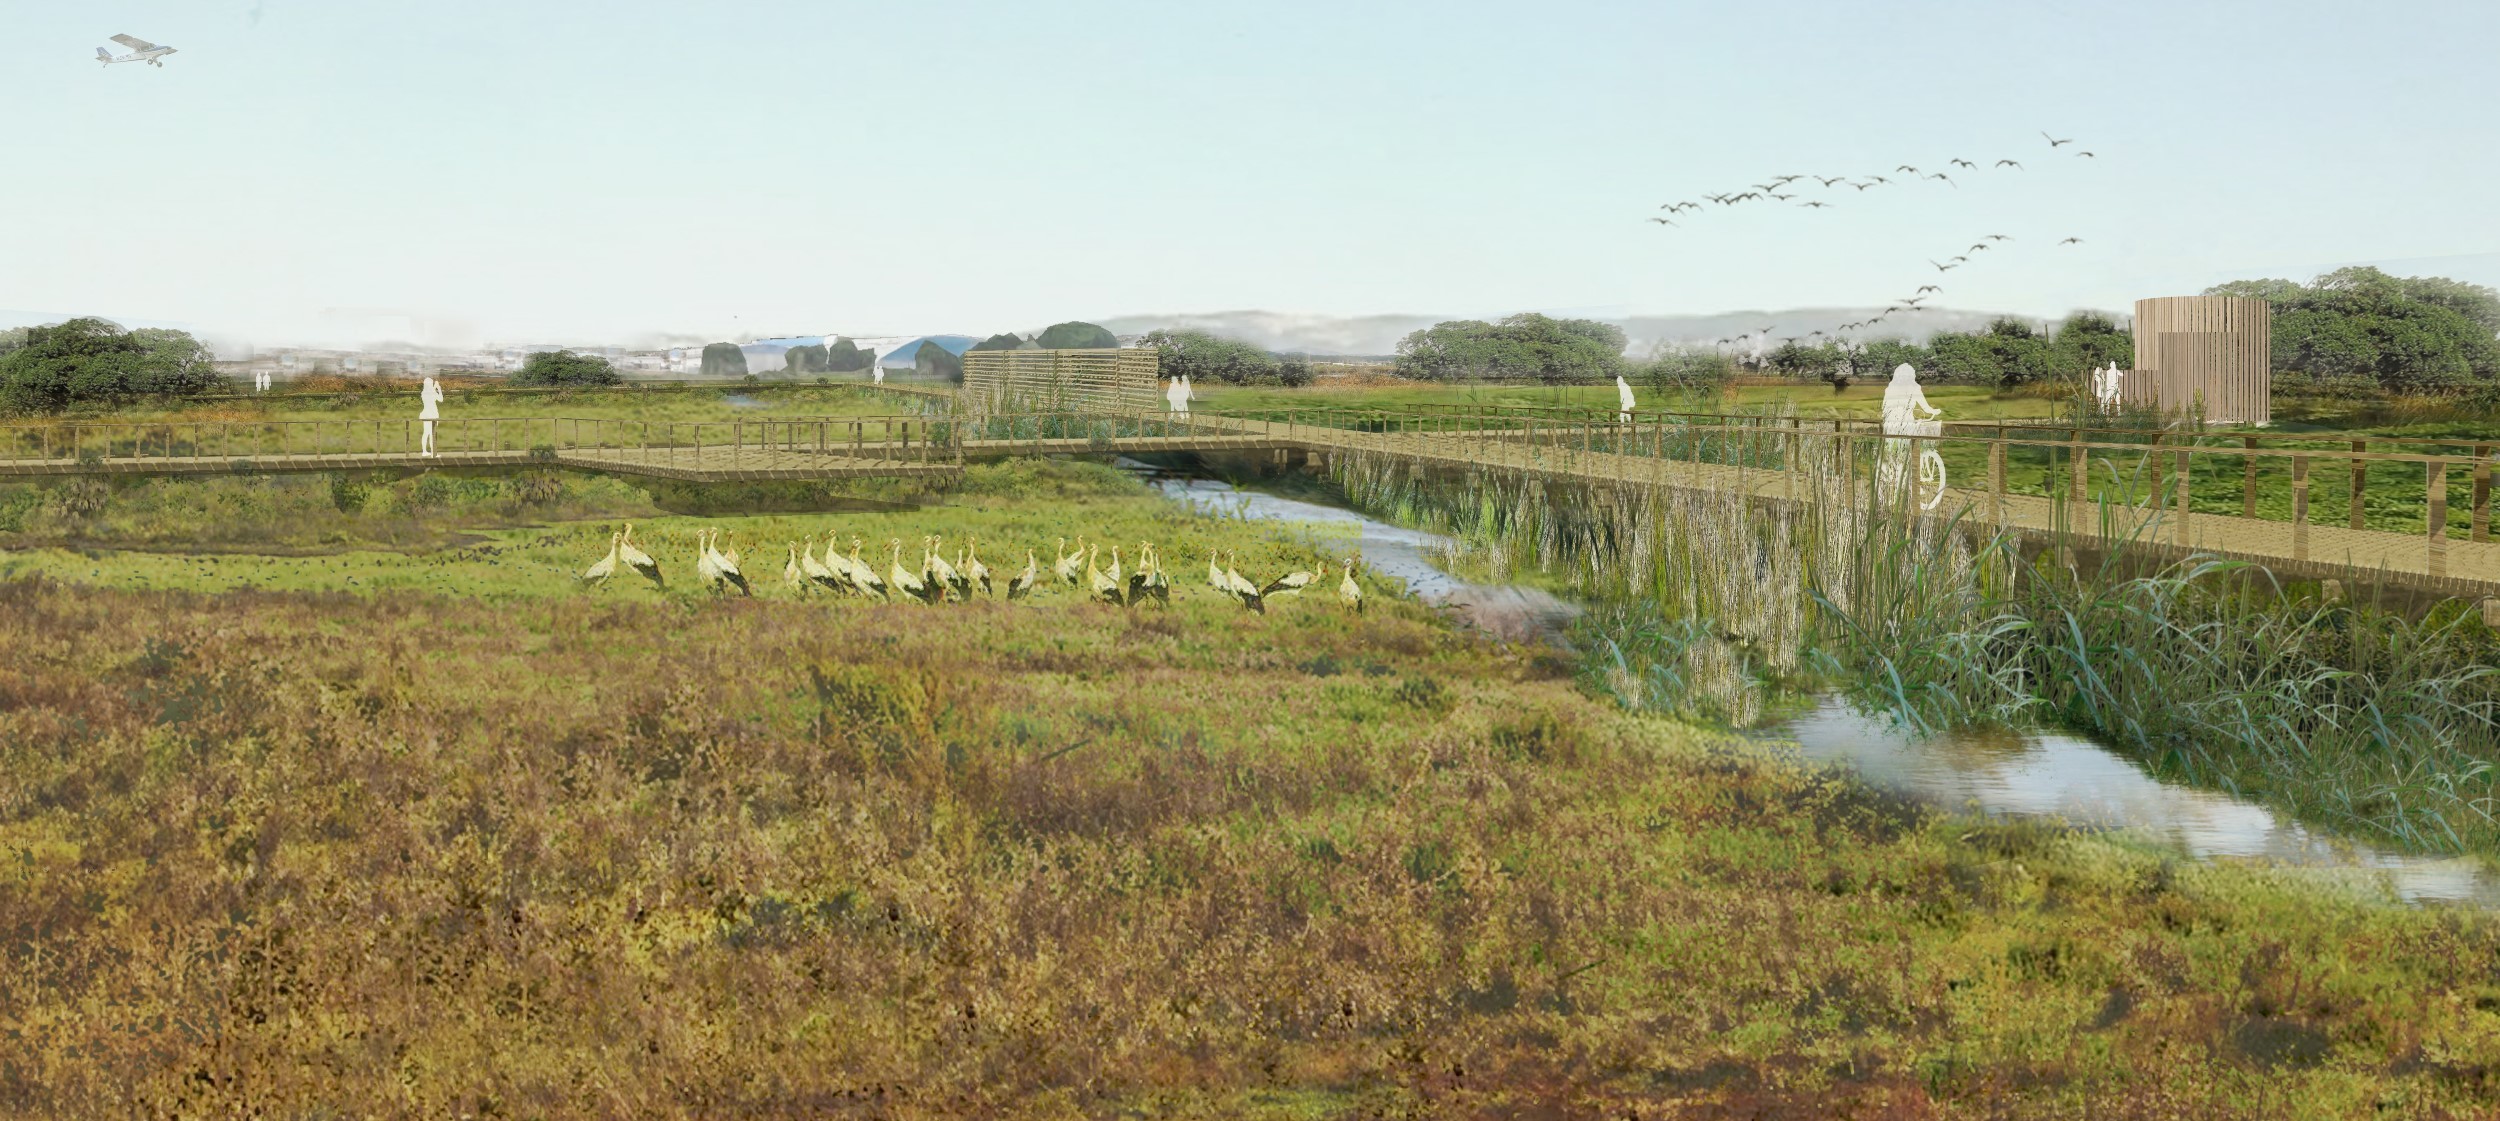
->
[1879,363,1946,509]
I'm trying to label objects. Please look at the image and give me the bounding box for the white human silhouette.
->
[1615,372,1636,422]
[1878,363,1945,509]
[1165,375,1187,415]
[873,363,885,385]
[418,375,443,457]
[2092,361,2125,410]
[1180,374,1195,415]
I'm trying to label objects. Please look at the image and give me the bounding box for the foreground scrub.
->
[3,574,2499,1118]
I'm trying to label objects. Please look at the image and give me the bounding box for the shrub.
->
[0,318,221,412]
[511,349,622,388]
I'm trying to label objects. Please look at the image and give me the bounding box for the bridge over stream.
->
[4,398,2494,599]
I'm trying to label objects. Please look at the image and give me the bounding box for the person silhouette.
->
[1615,372,1636,422]
[418,375,443,457]
[1878,363,1942,502]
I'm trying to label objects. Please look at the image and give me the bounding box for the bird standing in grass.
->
[1224,551,1264,614]
[783,542,805,593]
[619,524,663,588]
[925,536,965,602]
[801,537,846,595]
[1126,542,1152,605]
[1338,558,1363,613]
[695,529,722,591]
[707,529,752,596]
[1207,551,1228,594]
[1140,546,1170,606]
[1262,560,1326,599]
[848,537,887,600]
[887,538,930,604]
[1087,544,1121,606]
[1007,549,1040,602]
[581,531,620,587]
[965,537,993,598]
[1054,537,1084,587]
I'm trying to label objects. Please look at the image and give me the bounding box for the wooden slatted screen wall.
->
[2130,296,2271,425]
[960,349,1160,417]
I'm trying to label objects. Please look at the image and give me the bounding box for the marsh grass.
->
[1327,432,2500,858]
[12,568,2500,1116]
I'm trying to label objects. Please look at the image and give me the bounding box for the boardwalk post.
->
[1989,437,2006,522]
[2474,444,2491,543]
[2292,456,2311,562]
[2174,449,2192,544]
[2349,440,2368,532]
[2150,432,2166,510]
[2429,459,2450,578]
[2069,426,2087,504]
[2242,436,2258,518]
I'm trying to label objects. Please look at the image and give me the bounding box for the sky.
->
[4,0,2496,350]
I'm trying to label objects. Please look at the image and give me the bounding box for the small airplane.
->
[97,34,177,67]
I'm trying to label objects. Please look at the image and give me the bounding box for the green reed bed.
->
[1330,436,2500,858]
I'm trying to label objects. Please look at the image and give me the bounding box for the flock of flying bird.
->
[1654,132,2099,353]
[577,523,1363,615]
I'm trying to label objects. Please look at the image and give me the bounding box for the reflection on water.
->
[1768,698,2500,907]
[1140,464,2500,907]
[1140,472,1577,643]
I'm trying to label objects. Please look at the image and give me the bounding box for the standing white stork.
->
[888,538,934,604]
[1086,543,1121,605]
[964,537,993,599]
[1224,551,1265,614]
[783,542,806,593]
[1338,557,1363,613]
[580,531,620,587]
[848,537,888,600]
[1054,537,1085,587]
[1007,548,1040,602]
[801,537,847,595]
[618,524,663,588]
[925,536,965,602]
[705,529,751,596]
[1262,560,1327,599]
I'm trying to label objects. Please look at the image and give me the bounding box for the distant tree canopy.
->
[782,343,830,375]
[825,337,872,372]
[969,332,1028,352]
[1395,314,1628,384]
[699,342,748,379]
[913,341,964,381]
[2206,267,2500,391]
[1033,321,1117,350]
[511,348,622,388]
[1640,346,1738,394]
[0,317,221,412]
[1757,313,2130,390]
[0,326,27,356]
[1141,329,1278,385]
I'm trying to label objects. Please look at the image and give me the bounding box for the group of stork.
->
[578,524,1364,614]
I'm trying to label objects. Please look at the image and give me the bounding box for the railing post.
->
[2475,444,2492,543]
[2069,426,2087,504]
[1989,437,2006,522]
[2174,449,2192,544]
[2429,459,2450,578]
[2349,440,2368,532]
[2292,456,2311,562]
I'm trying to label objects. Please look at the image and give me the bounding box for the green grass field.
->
[6,455,2500,1114]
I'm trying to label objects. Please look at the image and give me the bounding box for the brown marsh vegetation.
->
[8,545,2500,1115]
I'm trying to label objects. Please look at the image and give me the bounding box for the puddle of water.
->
[722,394,768,409]
[1132,462,2500,907]
[1137,470,1577,643]
[1767,698,2500,907]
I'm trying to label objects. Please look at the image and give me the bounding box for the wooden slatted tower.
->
[2129,296,2272,425]
[959,348,1161,418]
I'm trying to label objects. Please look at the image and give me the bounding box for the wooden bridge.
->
[4,400,2495,598]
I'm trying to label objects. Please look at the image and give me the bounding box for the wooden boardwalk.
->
[2,404,2492,597]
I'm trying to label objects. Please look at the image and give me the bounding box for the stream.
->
[1147,467,2500,907]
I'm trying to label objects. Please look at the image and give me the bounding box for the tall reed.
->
[1328,421,2500,856]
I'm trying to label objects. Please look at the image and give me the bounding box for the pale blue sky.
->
[4,0,2495,348]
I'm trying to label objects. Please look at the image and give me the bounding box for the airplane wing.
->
[110,34,159,52]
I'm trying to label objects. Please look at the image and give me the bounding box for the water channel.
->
[1146,467,2500,907]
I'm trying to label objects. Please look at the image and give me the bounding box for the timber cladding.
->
[960,349,1161,416]
[2130,296,2271,425]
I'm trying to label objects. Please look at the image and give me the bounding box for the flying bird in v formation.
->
[1650,131,2097,347]
[97,34,177,66]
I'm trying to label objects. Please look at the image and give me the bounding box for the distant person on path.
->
[2093,361,2125,411]
[873,363,885,386]
[1165,375,1187,416]
[1879,362,1942,500]
[418,375,443,457]
[1180,374,1195,416]
[1616,372,1636,422]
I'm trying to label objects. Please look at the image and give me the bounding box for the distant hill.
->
[1096,308,2114,359]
